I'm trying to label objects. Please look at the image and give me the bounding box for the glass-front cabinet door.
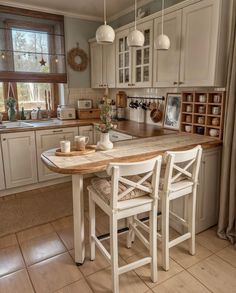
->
[132,20,153,87]
[116,29,132,88]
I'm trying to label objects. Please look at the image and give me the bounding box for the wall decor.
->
[67,43,88,72]
[164,93,182,130]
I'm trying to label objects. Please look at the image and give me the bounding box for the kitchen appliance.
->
[116,91,127,120]
[57,105,76,120]
[77,100,92,110]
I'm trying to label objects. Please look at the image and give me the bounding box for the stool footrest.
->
[169,232,191,248]
[93,236,111,263]
[118,257,151,275]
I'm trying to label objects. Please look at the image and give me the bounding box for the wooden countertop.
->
[41,133,222,175]
[0,119,174,138]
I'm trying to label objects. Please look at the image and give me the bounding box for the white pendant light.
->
[127,0,145,47]
[96,0,115,44]
[154,0,170,50]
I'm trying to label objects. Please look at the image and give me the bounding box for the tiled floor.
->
[0,187,235,292]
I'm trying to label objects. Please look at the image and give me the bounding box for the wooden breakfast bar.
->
[41,133,221,265]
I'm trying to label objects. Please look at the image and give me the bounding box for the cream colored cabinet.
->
[1,132,37,189]
[153,10,181,87]
[180,0,223,87]
[36,127,78,182]
[153,0,228,87]
[78,125,94,144]
[116,20,153,88]
[196,147,221,233]
[0,141,6,191]
[170,146,221,234]
[90,42,115,88]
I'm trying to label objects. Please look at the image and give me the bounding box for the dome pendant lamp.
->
[154,0,170,50]
[96,0,115,44]
[127,0,145,47]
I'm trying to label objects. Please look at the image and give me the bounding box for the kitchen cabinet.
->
[79,125,94,144]
[116,20,153,88]
[1,132,37,189]
[153,0,227,87]
[0,140,5,191]
[170,146,221,234]
[153,10,181,87]
[90,42,115,88]
[36,127,78,182]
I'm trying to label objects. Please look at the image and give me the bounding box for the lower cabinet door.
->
[1,131,37,189]
[0,142,6,191]
[36,127,78,182]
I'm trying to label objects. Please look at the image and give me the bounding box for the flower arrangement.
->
[6,97,17,121]
[97,97,115,133]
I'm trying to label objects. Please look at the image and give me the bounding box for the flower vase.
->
[97,132,113,150]
[8,107,17,121]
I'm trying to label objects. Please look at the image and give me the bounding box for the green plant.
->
[6,97,17,109]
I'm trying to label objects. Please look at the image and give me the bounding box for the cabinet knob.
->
[2,138,6,141]
[179,81,184,85]
[173,81,178,85]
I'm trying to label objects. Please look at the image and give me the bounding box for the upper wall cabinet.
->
[116,20,153,88]
[90,42,116,89]
[153,0,228,87]
[153,10,182,87]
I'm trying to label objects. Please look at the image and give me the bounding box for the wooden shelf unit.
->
[180,91,225,140]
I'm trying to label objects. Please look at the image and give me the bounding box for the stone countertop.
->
[41,133,222,175]
[0,119,175,138]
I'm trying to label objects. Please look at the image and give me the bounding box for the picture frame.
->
[164,93,182,130]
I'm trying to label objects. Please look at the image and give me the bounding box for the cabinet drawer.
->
[78,109,101,119]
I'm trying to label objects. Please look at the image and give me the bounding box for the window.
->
[0,5,66,83]
[0,83,4,112]
[11,28,50,73]
[17,83,51,110]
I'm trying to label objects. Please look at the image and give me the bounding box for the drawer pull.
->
[53,129,63,133]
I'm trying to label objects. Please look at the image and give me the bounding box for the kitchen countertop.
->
[0,119,175,138]
[41,133,222,175]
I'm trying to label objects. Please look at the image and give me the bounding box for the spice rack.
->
[180,91,225,140]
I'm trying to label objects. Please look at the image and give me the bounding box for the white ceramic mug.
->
[213,95,221,103]
[185,125,192,133]
[186,105,192,113]
[209,129,219,137]
[186,95,192,102]
[186,115,192,123]
[75,136,89,151]
[197,116,205,124]
[60,140,71,153]
[199,95,206,103]
[212,106,220,115]
[198,106,205,114]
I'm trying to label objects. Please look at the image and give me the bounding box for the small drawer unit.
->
[77,109,101,120]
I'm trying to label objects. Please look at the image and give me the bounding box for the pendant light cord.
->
[135,0,137,30]
[161,0,164,35]
[104,0,107,25]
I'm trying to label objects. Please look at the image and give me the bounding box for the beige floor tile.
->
[0,234,18,250]
[196,229,229,253]
[170,240,212,269]
[152,270,211,293]
[69,244,110,277]
[86,265,149,293]
[216,245,236,268]
[126,249,183,288]
[55,279,93,293]
[188,254,236,293]
[0,269,34,293]
[28,252,83,293]
[17,223,54,244]
[20,232,66,266]
[52,216,73,231]
[0,245,25,277]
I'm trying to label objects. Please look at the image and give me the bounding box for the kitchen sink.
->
[26,119,63,127]
[0,121,33,129]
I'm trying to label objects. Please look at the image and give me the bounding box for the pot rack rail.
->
[127,96,165,101]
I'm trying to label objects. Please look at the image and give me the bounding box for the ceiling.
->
[0,0,154,21]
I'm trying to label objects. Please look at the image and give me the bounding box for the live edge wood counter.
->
[41,133,221,266]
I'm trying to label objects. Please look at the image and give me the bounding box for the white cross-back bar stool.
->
[88,156,162,293]
[127,145,202,271]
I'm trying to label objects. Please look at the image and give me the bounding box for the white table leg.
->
[72,174,85,265]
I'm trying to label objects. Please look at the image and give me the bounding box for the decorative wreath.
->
[67,43,88,72]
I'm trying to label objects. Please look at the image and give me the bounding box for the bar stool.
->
[127,146,202,271]
[88,156,162,293]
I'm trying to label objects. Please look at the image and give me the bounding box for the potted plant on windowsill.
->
[96,98,115,151]
[6,97,17,121]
